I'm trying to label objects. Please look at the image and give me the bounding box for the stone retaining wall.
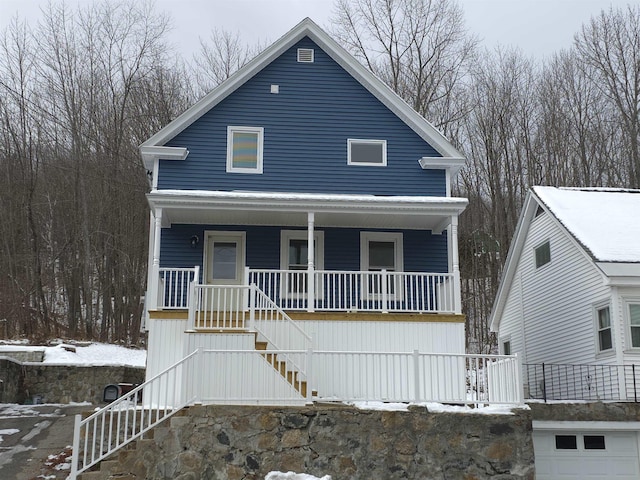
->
[0,358,145,404]
[125,404,534,480]
[529,401,640,422]
[0,349,45,362]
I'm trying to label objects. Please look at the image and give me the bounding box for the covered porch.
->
[145,189,468,317]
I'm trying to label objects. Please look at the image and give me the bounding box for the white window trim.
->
[593,303,614,355]
[500,336,512,356]
[280,230,324,299]
[226,126,264,174]
[534,239,551,269]
[347,138,387,166]
[360,231,403,300]
[624,298,640,351]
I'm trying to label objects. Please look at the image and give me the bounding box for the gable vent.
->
[297,48,314,63]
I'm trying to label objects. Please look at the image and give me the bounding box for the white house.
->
[490,185,640,479]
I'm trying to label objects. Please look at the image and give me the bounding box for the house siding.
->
[160,224,449,273]
[159,37,445,196]
[499,210,611,366]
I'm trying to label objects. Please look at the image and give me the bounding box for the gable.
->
[159,36,446,196]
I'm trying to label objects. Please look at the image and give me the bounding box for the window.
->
[226,126,263,173]
[630,304,640,348]
[347,139,387,166]
[597,306,613,352]
[583,435,605,450]
[534,240,551,268]
[555,435,577,450]
[280,230,324,298]
[502,340,512,356]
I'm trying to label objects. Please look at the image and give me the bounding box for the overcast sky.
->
[0,0,630,60]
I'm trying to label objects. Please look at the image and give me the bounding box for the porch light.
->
[190,235,199,248]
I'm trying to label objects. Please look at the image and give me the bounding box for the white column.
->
[449,215,462,314]
[307,212,315,312]
[149,208,163,310]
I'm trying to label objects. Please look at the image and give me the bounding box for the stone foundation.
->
[0,358,145,404]
[121,404,534,480]
[529,401,640,422]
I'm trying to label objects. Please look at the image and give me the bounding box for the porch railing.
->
[249,269,457,313]
[158,267,199,309]
[524,363,640,402]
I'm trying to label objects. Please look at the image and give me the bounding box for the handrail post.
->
[381,269,388,313]
[306,347,313,403]
[249,283,256,331]
[413,349,421,403]
[515,353,524,403]
[70,413,81,479]
[542,363,547,403]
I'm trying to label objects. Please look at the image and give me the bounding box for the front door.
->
[202,232,246,325]
[204,232,245,285]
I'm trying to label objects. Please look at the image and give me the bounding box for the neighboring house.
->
[490,186,640,479]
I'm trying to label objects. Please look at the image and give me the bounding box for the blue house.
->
[70,19,526,478]
[136,18,517,406]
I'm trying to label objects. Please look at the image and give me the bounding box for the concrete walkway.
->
[0,403,91,480]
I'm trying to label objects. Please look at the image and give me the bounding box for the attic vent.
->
[297,48,314,63]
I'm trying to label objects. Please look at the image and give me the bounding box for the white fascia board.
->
[533,420,640,431]
[139,18,463,161]
[596,262,640,279]
[146,190,468,215]
[140,146,189,170]
[488,191,538,333]
[419,157,467,177]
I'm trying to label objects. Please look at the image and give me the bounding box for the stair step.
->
[77,471,105,480]
[255,340,268,350]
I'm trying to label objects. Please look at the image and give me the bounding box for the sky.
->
[0,0,631,61]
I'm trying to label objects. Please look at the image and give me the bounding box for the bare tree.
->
[193,29,263,95]
[330,0,478,133]
[575,5,640,187]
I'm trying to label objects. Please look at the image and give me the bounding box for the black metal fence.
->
[524,363,640,402]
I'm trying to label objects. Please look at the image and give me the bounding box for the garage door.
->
[533,430,640,479]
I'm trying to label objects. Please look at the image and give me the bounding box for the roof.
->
[146,189,468,230]
[139,18,464,168]
[533,186,640,263]
[489,186,640,332]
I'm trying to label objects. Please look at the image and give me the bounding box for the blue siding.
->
[160,225,448,273]
[160,37,445,196]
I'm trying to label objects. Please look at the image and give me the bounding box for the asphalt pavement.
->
[0,403,91,480]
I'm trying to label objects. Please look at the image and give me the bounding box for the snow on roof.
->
[533,186,640,263]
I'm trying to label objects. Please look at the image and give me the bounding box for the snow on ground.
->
[0,428,19,443]
[41,343,146,367]
[349,401,528,415]
[266,472,331,480]
[0,342,146,367]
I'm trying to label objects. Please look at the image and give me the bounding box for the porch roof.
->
[147,189,468,231]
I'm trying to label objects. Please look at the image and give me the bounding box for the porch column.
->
[450,215,462,314]
[307,212,315,312]
[149,208,163,311]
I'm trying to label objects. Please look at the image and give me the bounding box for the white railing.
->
[70,348,521,478]
[249,269,457,313]
[70,350,199,479]
[190,284,313,378]
[158,267,199,309]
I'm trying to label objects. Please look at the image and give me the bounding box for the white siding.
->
[145,318,187,381]
[499,212,612,366]
[297,320,464,354]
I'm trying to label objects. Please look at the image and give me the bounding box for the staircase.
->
[255,337,316,398]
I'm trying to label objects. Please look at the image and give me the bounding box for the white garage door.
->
[533,430,640,479]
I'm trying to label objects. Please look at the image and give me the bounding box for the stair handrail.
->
[70,349,200,479]
[249,283,313,385]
